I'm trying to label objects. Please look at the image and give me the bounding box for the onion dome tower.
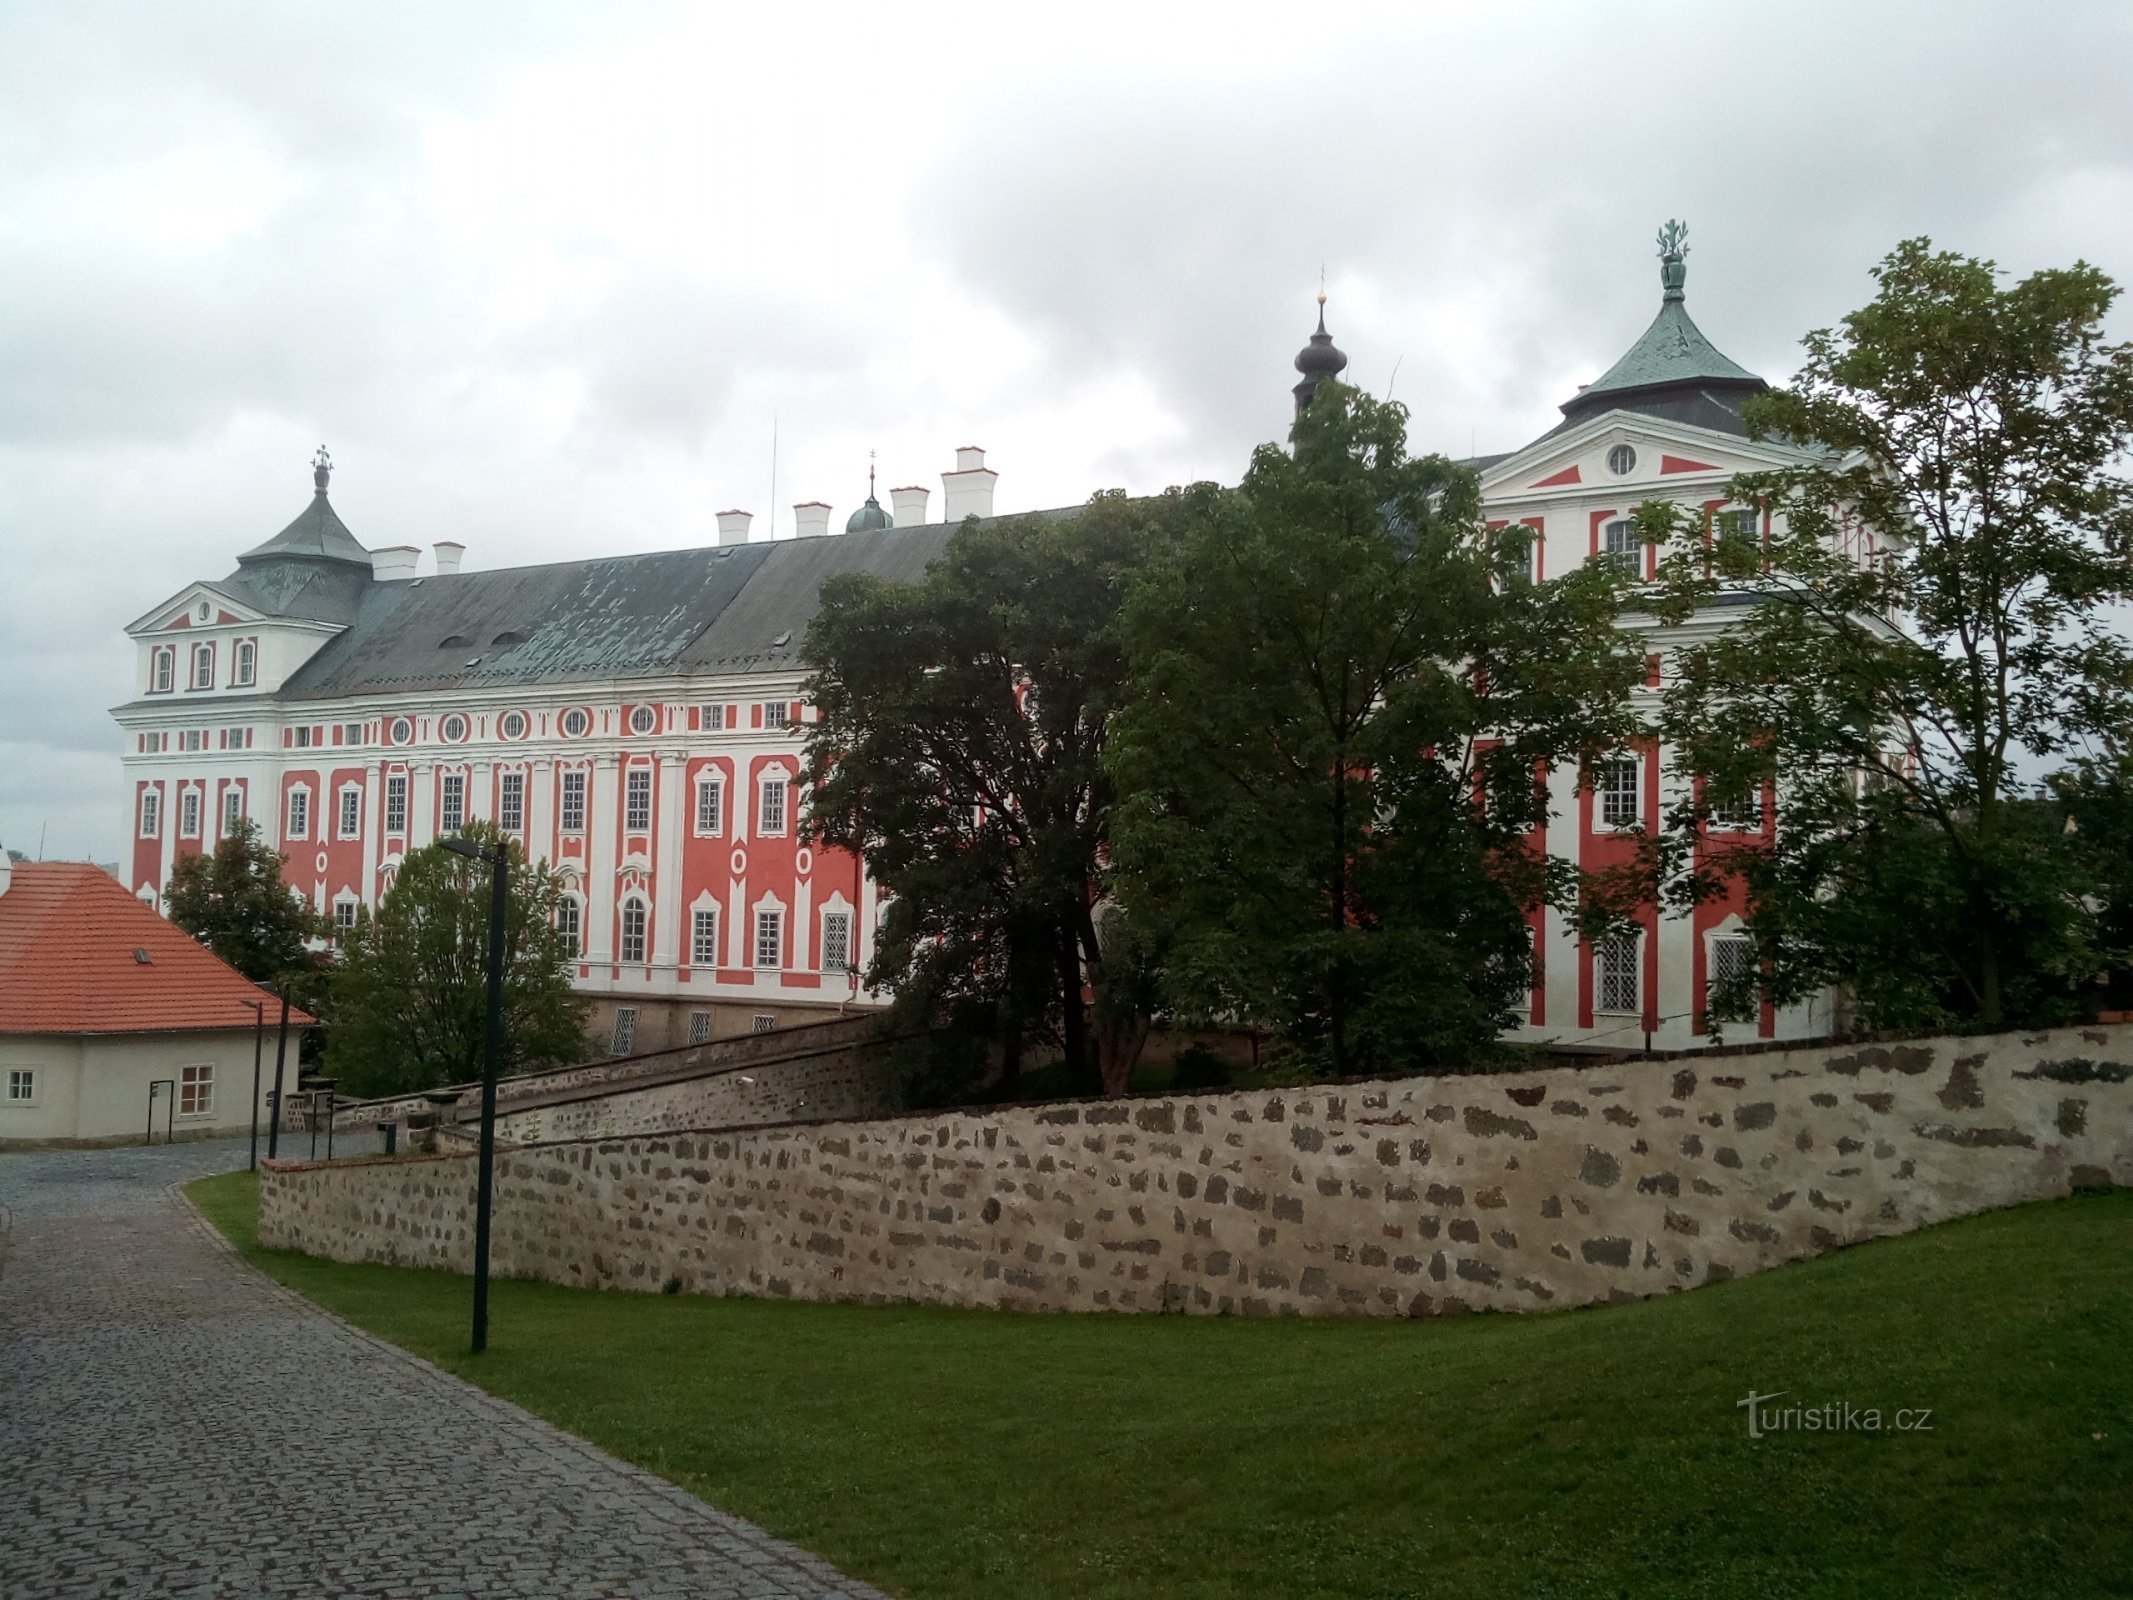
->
[844,453,893,533]
[1292,289,1348,416]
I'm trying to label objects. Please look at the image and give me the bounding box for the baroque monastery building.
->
[115,226,1831,1054]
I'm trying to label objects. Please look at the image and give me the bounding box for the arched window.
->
[234,640,256,686]
[619,898,648,964]
[1602,519,1640,578]
[152,648,173,693]
[190,643,215,690]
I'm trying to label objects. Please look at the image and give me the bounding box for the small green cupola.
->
[845,455,893,533]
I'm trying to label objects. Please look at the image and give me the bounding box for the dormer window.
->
[190,643,214,690]
[151,648,174,694]
[234,640,256,686]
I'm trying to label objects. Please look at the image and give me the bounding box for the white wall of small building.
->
[0,1028,281,1145]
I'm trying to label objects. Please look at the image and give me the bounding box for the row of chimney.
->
[715,445,998,547]
[371,540,463,580]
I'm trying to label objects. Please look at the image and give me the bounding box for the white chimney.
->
[941,446,998,522]
[794,501,832,539]
[433,541,466,576]
[370,546,421,580]
[0,846,11,898]
[716,509,753,546]
[890,486,930,528]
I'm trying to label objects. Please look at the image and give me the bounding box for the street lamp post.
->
[265,986,292,1161]
[440,834,509,1355]
[240,996,265,1171]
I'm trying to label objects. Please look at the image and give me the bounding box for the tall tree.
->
[1109,382,1643,1078]
[804,495,1169,1098]
[164,818,319,981]
[327,824,590,1098]
[1649,239,2133,1029]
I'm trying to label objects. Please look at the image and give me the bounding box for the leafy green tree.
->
[164,818,320,981]
[1649,239,2133,1030]
[805,494,1173,1098]
[327,824,590,1098]
[1109,382,1643,1078]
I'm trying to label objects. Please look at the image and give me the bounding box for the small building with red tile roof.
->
[0,855,316,1145]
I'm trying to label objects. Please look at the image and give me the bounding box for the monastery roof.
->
[0,863,313,1035]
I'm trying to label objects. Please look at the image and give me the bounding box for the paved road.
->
[0,1137,886,1600]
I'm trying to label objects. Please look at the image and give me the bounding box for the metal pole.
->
[243,998,265,1171]
[471,846,508,1354]
[267,990,292,1160]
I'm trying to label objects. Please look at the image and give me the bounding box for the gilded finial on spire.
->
[1657,220,1689,302]
[312,445,333,493]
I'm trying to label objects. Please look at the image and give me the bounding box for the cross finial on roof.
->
[312,445,333,493]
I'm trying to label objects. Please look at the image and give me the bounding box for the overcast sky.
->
[4,0,2131,863]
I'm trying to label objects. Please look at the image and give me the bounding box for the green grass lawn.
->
[189,1171,2133,1599]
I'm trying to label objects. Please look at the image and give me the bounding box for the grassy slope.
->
[189,1172,2133,1600]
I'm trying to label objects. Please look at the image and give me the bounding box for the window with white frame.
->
[179,729,205,753]
[610,1007,637,1056]
[151,648,174,693]
[761,701,791,730]
[286,787,310,840]
[340,722,364,746]
[1707,934,1757,1022]
[624,767,652,831]
[822,909,852,974]
[1599,757,1640,828]
[1715,507,1760,555]
[384,773,408,835]
[499,710,528,740]
[700,703,727,731]
[758,775,788,836]
[1493,523,1534,585]
[1596,936,1641,1014]
[559,770,587,832]
[440,713,469,743]
[687,1011,711,1046]
[338,787,362,839]
[1602,518,1640,578]
[190,643,214,689]
[619,898,647,964]
[694,775,723,836]
[439,772,466,832]
[1705,782,1764,832]
[6,1068,37,1103]
[751,1014,777,1033]
[224,726,249,751]
[222,789,243,837]
[629,705,658,735]
[556,896,581,958]
[754,907,783,968]
[234,640,256,686]
[333,900,359,938]
[498,770,525,833]
[561,707,590,737]
[140,790,161,838]
[692,907,719,967]
[180,789,201,838]
[179,1063,214,1117]
[293,725,313,748]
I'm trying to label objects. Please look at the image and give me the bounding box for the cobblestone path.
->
[0,1138,886,1599]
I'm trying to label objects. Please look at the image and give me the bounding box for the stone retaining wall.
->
[259,1025,2133,1317]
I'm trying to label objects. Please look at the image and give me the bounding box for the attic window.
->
[438,634,472,649]
[771,630,793,649]
[133,947,153,965]
[491,630,527,647]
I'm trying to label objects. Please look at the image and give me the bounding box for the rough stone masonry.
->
[260,1024,2133,1317]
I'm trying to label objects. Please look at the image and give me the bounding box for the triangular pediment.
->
[1480,410,1814,503]
[126,581,263,637]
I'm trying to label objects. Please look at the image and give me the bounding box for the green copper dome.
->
[845,495,892,533]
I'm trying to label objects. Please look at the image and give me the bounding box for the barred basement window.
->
[439,773,466,833]
[556,897,581,959]
[611,1007,637,1057]
[688,1011,711,1046]
[559,770,587,832]
[754,907,783,968]
[758,776,787,836]
[1708,934,1757,1022]
[384,774,408,835]
[619,899,647,964]
[694,777,723,836]
[1596,936,1640,1014]
[624,768,652,832]
[179,1063,214,1117]
[498,770,525,833]
[752,1014,777,1033]
[692,907,719,966]
[822,909,852,974]
[1599,757,1640,828]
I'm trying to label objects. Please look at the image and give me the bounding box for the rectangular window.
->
[1599,758,1640,829]
[180,790,201,838]
[1596,936,1640,1014]
[344,723,364,746]
[692,907,720,966]
[822,909,852,974]
[338,787,361,839]
[225,726,249,750]
[752,1014,777,1033]
[179,728,203,753]
[179,1063,213,1117]
[1707,934,1756,1022]
[758,777,787,836]
[619,899,647,964]
[754,907,782,968]
[761,701,791,730]
[688,1010,711,1045]
[152,649,173,693]
[440,772,466,832]
[140,790,161,838]
[560,770,587,833]
[1493,524,1534,584]
[1706,784,1764,832]
[1602,518,1641,578]
[700,703,727,732]
[222,789,242,837]
[384,773,408,835]
[5,1068,35,1103]
[333,901,358,936]
[1717,507,1760,552]
[694,777,723,836]
[624,767,652,832]
[286,788,309,840]
[498,771,525,833]
[556,897,580,959]
[610,1007,637,1057]
[191,644,214,690]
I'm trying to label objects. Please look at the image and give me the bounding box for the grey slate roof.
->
[237,487,372,567]
[1580,296,1760,400]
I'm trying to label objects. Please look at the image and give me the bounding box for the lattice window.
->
[754,907,783,968]
[619,899,647,964]
[695,778,723,836]
[1708,935,1757,1022]
[1596,936,1640,1014]
[1599,757,1640,828]
[556,897,580,959]
[140,791,160,838]
[1603,518,1640,577]
[498,771,525,833]
[687,1011,711,1046]
[758,777,787,836]
[822,909,852,974]
[439,773,466,833]
[624,768,652,832]
[692,907,719,967]
[384,774,408,835]
[559,770,587,833]
[610,1007,637,1057]
[179,1063,213,1117]
[339,787,362,839]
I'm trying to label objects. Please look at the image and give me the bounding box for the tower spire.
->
[1292,277,1348,417]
